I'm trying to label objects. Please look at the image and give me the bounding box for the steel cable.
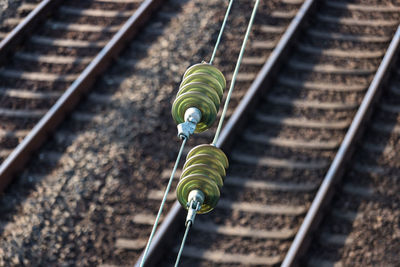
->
[174,0,260,265]
[209,0,234,65]
[139,137,187,267]
[212,0,260,145]
[139,2,235,265]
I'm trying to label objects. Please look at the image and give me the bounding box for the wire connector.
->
[185,189,204,226]
[177,107,202,140]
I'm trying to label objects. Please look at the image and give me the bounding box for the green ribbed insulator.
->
[186,144,229,169]
[176,144,228,214]
[182,63,226,97]
[180,163,223,187]
[176,174,220,214]
[177,82,221,110]
[172,91,217,133]
[183,153,226,178]
[171,63,226,133]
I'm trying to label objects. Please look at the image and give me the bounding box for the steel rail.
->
[134,0,318,265]
[0,0,63,65]
[281,25,400,267]
[0,0,165,192]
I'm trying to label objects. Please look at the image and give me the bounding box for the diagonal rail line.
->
[0,0,165,192]
[0,0,62,65]
[134,0,318,265]
[281,25,400,267]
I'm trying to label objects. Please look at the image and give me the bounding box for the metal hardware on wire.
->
[139,0,233,263]
[177,107,202,139]
[175,189,204,267]
[174,0,260,266]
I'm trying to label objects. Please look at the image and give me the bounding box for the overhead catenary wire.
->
[139,137,187,267]
[141,0,259,265]
[139,2,236,265]
[209,0,234,65]
[212,0,260,146]
[174,0,261,266]
[174,221,192,267]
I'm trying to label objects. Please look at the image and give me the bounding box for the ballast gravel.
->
[0,0,240,265]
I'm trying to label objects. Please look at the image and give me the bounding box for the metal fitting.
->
[185,189,205,226]
[177,107,202,140]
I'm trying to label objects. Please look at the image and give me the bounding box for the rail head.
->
[0,0,165,192]
[281,25,400,267]
[134,0,318,265]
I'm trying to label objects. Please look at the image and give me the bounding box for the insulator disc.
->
[180,163,224,187]
[176,174,220,214]
[181,72,224,99]
[171,91,217,133]
[177,82,221,110]
[183,153,226,177]
[183,63,226,95]
[172,63,226,133]
[186,144,229,169]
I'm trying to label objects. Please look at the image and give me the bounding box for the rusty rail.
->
[0,0,165,192]
[281,25,400,267]
[134,0,318,265]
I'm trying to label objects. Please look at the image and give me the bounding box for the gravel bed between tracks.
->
[1,0,399,266]
[305,66,400,266]
[0,0,244,265]
[159,0,400,266]
[0,0,26,23]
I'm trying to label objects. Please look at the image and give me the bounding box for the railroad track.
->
[131,0,400,266]
[0,0,164,190]
[96,0,309,265]
[0,0,399,266]
[298,30,400,267]
[0,0,41,41]
[0,0,310,265]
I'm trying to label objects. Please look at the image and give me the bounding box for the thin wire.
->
[174,221,192,267]
[212,0,260,145]
[139,137,188,267]
[209,0,234,65]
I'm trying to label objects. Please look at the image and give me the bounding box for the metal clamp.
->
[185,189,204,226]
[177,107,202,140]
